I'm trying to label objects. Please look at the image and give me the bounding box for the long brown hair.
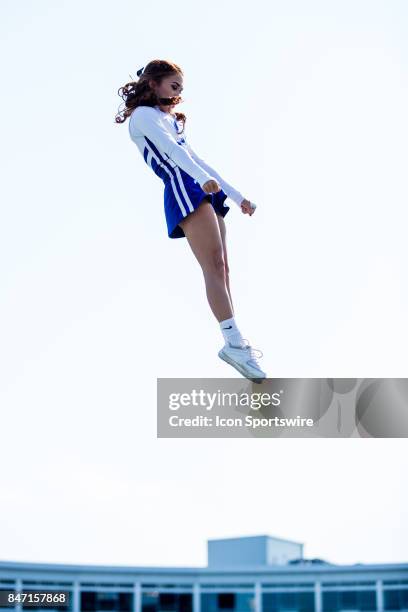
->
[115,59,186,134]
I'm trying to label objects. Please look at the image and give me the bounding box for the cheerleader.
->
[116,59,266,382]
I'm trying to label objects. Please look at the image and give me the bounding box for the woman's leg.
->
[178,200,233,322]
[216,213,234,316]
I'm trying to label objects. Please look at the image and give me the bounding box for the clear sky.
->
[0,0,407,567]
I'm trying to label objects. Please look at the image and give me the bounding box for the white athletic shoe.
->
[218,339,267,382]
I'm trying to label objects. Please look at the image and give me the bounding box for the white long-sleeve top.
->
[128,105,245,207]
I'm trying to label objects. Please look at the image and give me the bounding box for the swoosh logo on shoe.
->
[222,325,233,329]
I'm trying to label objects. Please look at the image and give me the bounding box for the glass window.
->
[201,593,254,612]
[262,592,315,612]
[81,585,133,589]
[22,583,73,587]
[142,587,193,591]
[200,587,254,590]
[384,588,408,610]
[262,585,313,589]
[322,582,375,587]
[141,592,192,612]
[81,592,132,612]
[218,595,235,610]
[322,590,376,611]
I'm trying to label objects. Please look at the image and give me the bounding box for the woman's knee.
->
[202,247,226,277]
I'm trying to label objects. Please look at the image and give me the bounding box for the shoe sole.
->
[218,349,266,384]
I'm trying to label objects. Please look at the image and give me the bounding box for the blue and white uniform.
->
[128,105,245,239]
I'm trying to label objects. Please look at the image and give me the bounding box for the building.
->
[0,535,407,612]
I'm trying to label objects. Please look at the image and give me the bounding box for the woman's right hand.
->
[202,179,221,194]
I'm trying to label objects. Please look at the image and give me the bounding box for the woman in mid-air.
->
[115,59,266,382]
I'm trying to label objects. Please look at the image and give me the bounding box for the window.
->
[263,592,315,612]
[81,592,132,612]
[141,592,192,612]
[201,593,254,612]
[218,594,235,610]
[322,590,376,611]
[384,588,408,610]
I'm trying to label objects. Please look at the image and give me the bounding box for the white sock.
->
[220,316,245,348]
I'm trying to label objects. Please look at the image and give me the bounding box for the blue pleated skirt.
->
[162,166,230,239]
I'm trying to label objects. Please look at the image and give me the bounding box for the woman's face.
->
[151,73,184,109]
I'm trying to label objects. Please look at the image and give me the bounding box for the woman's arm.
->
[130,106,216,189]
[184,141,245,207]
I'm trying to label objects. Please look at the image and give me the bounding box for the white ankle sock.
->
[220,316,245,348]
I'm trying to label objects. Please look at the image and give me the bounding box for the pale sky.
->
[0,0,407,568]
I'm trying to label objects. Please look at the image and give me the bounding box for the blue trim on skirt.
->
[163,167,230,239]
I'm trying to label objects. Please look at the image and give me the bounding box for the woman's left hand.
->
[240,199,256,216]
